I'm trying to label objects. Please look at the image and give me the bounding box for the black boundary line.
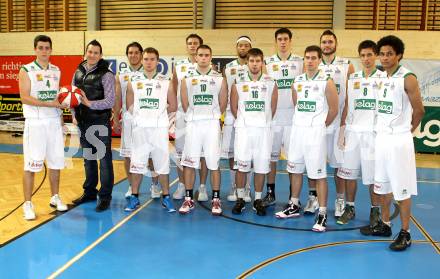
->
[237,239,432,278]
[197,195,400,232]
[0,177,128,248]
[0,163,47,222]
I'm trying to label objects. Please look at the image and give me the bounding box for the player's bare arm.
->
[405,74,425,132]
[325,79,339,126]
[167,81,177,113]
[180,78,189,113]
[230,83,238,119]
[271,84,278,118]
[126,81,134,114]
[219,78,228,114]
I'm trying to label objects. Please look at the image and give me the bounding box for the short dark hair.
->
[275,28,292,40]
[377,35,405,58]
[34,35,52,48]
[86,39,102,54]
[186,33,203,45]
[143,47,159,59]
[304,45,322,59]
[247,48,264,60]
[320,30,337,43]
[126,42,143,56]
[358,40,378,55]
[197,44,212,54]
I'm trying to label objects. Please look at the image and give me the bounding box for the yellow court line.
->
[48,178,179,278]
[411,215,440,254]
[237,239,430,278]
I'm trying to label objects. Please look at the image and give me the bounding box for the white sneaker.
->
[125,186,132,198]
[211,198,222,215]
[150,183,162,199]
[335,198,345,218]
[23,201,36,220]
[49,194,68,212]
[198,185,208,202]
[304,195,319,215]
[227,185,237,202]
[173,182,185,200]
[243,185,252,203]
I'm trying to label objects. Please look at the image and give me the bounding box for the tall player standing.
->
[172,34,209,202]
[230,48,278,216]
[223,35,253,203]
[370,35,424,251]
[124,48,177,212]
[277,45,338,232]
[306,30,355,218]
[178,45,228,215]
[263,28,303,208]
[19,35,68,220]
[336,40,387,226]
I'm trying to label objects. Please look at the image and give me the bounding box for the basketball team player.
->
[172,34,210,202]
[279,45,338,232]
[263,28,303,208]
[336,40,387,227]
[230,48,278,216]
[19,35,68,220]
[178,45,228,215]
[223,35,253,203]
[306,30,355,218]
[124,47,177,212]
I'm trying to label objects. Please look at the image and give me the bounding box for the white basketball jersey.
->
[131,72,170,128]
[319,56,350,130]
[235,73,276,128]
[175,58,197,113]
[118,65,143,113]
[292,71,329,127]
[22,61,61,119]
[375,66,414,134]
[346,69,387,132]
[224,59,248,124]
[184,69,224,122]
[265,54,303,126]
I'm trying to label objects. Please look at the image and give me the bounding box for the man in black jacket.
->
[72,40,115,212]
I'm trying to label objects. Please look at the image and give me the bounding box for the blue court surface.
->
[0,160,439,278]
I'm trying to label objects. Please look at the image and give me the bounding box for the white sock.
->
[237,188,245,199]
[199,184,205,188]
[230,170,236,187]
[290,197,299,206]
[255,192,262,200]
[347,202,355,206]
[319,207,327,214]
[336,193,344,199]
[384,221,391,227]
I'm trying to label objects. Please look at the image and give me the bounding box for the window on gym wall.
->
[215,0,334,29]
[346,0,440,30]
[100,0,203,30]
[0,0,87,32]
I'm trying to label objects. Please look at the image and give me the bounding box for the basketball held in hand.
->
[58,85,82,108]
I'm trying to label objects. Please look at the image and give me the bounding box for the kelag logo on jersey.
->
[37,90,57,101]
[193,95,213,105]
[244,101,265,111]
[139,98,159,109]
[297,100,316,112]
[378,101,393,114]
[355,99,376,110]
[277,79,293,89]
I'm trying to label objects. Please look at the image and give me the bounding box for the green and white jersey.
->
[21,61,61,119]
[118,65,143,113]
[292,71,329,127]
[184,69,224,122]
[224,59,248,124]
[235,73,276,128]
[265,53,303,126]
[319,56,351,130]
[346,69,387,132]
[375,66,415,134]
[175,58,197,113]
[131,72,171,128]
